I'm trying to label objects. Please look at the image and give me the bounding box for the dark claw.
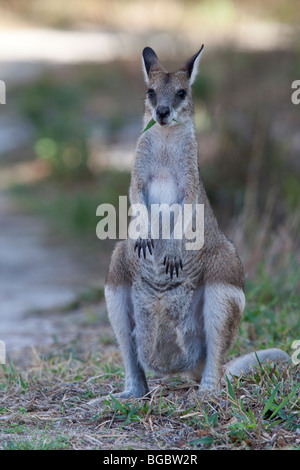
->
[165,261,169,275]
[170,263,174,280]
[134,240,142,258]
[163,255,183,279]
[134,237,154,259]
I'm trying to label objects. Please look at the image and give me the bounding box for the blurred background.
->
[0,0,299,359]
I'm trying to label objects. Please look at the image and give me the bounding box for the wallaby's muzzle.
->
[156,105,171,125]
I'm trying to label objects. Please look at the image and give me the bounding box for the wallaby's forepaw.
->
[163,255,183,279]
[134,237,154,259]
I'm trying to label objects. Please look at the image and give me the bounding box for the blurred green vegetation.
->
[10,169,130,239]
[18,76,91,178]
[13,60,143,175]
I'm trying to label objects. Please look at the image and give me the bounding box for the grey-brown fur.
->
[104,47,288,398]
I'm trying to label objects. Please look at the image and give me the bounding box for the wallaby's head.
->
[142,46,204,127]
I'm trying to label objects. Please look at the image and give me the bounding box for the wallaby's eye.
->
[147,89,155,97]
[177,89,186,99]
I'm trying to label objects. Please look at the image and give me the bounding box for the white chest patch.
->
[148,175,178,206]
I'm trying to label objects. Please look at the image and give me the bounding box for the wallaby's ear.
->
[180,45,204,85]
[142,47,163,84]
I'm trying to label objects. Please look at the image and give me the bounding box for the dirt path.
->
[0,190,108,364]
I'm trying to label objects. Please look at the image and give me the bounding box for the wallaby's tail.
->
[224,348,290,380]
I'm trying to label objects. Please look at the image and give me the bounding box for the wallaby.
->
[104,46,289,399]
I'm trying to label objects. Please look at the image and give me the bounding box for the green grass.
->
[239,260,300,353]
[3,433,70,450]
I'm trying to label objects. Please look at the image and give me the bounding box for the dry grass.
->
[0,359,299,450]
[0,295,299,451]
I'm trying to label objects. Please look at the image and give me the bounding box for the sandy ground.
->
[0,190,109,365]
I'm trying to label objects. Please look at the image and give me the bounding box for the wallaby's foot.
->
[184,384,218,408]
[197,382,220,399]
[134,237,154,259]
[110,387,151,400]
[198,380,215,398]
[197,368,222,398]
[163,255,183,279]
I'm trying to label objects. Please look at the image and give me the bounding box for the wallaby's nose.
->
[156,106,171,122]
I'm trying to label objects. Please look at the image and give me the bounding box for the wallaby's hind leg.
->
[198,283,245,395]
[105,244,149,399]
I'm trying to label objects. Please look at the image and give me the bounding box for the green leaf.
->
[254,351,264,373]
[190,435,214,446]
[19,374,28,391]
[109,394,126,413]
[142,118,156,133]
[248,407,257,426]
[209,412,219,427]
[142,118,185,133]
[262,382,281,417]
[269,383,300,420]
[124,407,140,425]
[225,375,238,409]
[172,118,185,126]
